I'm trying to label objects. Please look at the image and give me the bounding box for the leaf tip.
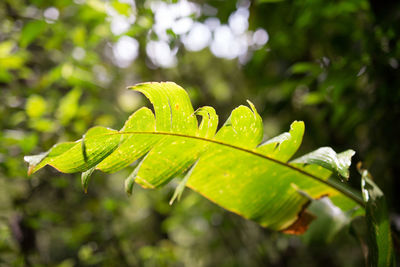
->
[246,100,259,117]
[291,120,305,129]
[81,167,95,194]
[24,152,49,176]
[27,165,34,176]
[168,187,182,205]
[124,174,136,196]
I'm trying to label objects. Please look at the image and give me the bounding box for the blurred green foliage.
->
[0,0,399,266]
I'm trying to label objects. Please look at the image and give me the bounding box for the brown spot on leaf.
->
[282,210,315,235]
[175,104,179,110]
[281,202,315,235]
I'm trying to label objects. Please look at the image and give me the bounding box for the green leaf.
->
[290,62,322,75]
[169,161,198,205]
[111,0,132,16]
[26,95,47,118]
[82,167,96,193]
[359,164,395,267]
[291,148,355,180]
[20,20,47,48]
[27,127,120,174]
[257,120,304,162]
[25,82,364,232]
[56,87,82,125]
[96,107,158,173]
[125,164,140,196]
[302,197,352,244]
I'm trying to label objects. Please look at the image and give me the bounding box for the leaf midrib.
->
[99,130,364,207]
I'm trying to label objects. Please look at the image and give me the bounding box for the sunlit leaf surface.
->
[25,82,364,232]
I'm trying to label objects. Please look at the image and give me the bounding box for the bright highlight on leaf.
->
[24,82,364,233]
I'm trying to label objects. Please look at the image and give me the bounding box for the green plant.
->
[25,82,395,266]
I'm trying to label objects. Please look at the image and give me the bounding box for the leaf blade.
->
[25,82,364,233]
[359,164,395,267]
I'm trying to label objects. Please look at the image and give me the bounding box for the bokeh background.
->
[1,0,399,266]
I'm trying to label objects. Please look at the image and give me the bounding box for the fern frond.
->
[25,82,364,232]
